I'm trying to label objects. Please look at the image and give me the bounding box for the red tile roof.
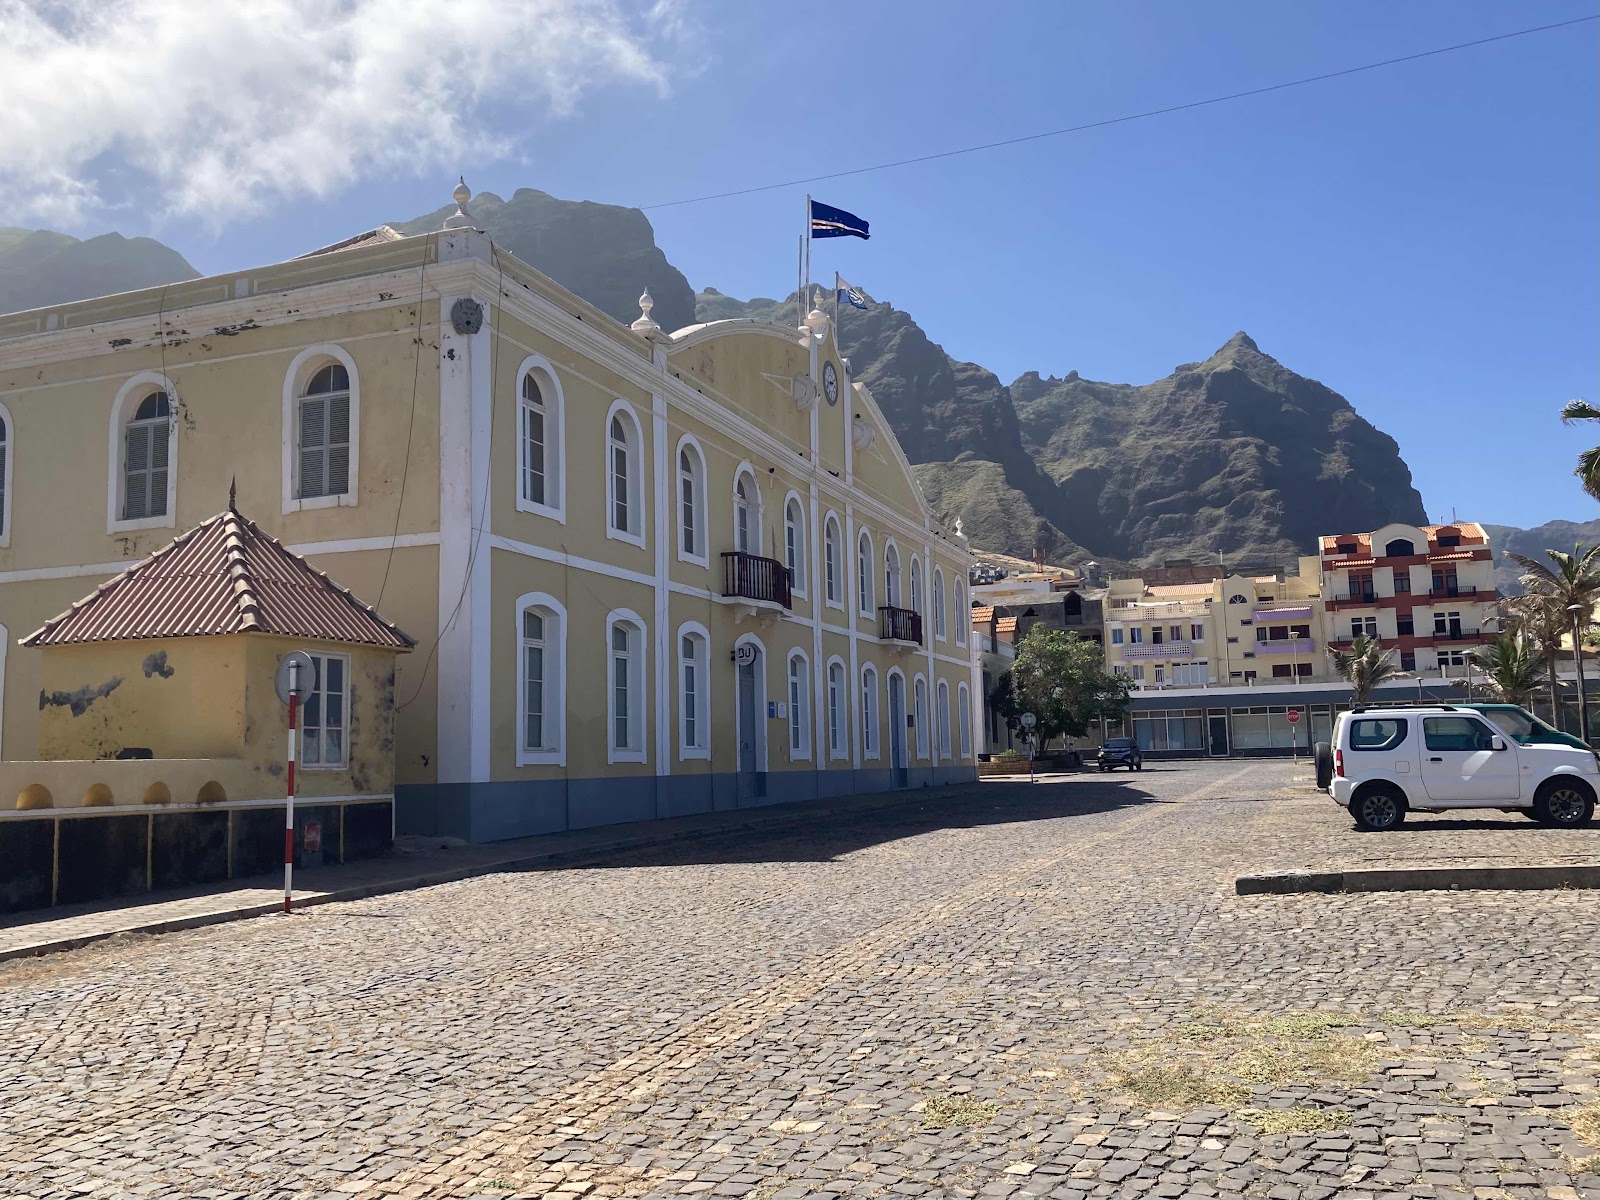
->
[23,509,414,650]
[970,605,995,624]
[996,616,1019,634]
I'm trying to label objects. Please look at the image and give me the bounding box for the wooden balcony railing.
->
[721,551,792,608]
[879,605,924,645]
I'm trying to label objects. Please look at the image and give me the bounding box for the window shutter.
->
[124,423,150,520]
[299,396,327,498]
[0,441,7,534]
[149,419,169,517]
[327,392,351,495]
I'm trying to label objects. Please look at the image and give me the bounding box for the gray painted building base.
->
[397,766,978,844]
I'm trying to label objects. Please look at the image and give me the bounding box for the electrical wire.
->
[640,14,1599,212]
[376,236,432,610]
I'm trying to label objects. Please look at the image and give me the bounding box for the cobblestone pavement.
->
[2,761,1597,1200]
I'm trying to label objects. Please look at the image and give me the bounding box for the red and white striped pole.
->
[284,659,299,914]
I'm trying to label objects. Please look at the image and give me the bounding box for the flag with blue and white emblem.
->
[835,274,868,310]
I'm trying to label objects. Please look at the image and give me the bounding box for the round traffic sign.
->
[1286,709,1301,724]
[1019,712,1037,728]
[275,651,318,706]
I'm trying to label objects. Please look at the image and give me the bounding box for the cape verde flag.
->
[836,274,868,310]
[810,199,870,240]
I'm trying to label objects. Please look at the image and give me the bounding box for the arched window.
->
[1384,538,1415,557]
[606,404,644,544]
[123,389,173,521]
[678,624,710,758]
[954,578,968,646]
[0,407,10,545]
[909,556,922,615]
[677,438,707,565]
[607,611,647,762]
[936,680,952,760]
[784,496,807,595]
[297,365,351,500]
[914,676,929,759]
[827,659,847,760]
[958,683,972,759]
[733,468,760,554]
[933,567,946,640]
[823,514,843,607]
[518,361,564,518]
[516,593,566,765]
[884,543,901,608]
[787,651,811,759]
[860,664,879,758]
[858,530,874,615]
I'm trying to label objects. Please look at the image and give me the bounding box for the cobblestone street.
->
[3,761,1597,1200]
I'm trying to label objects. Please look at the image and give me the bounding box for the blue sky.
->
[11,0,1598,531]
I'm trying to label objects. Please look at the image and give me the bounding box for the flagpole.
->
[804,194,812,312]
[796,234,804,329]
[833,271,840,344]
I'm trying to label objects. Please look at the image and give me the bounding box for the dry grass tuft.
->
[1235,1106,1350,1135]
[1569,1102,1600,1147]
[1102,1061,1250,1109]
[921,1094,998,1129]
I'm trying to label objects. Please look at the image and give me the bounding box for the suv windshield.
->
[1104,739,1134,749]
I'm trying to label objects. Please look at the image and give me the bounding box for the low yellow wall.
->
[2,758,260,810]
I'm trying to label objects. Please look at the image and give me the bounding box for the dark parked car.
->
[1098,737,1143,772]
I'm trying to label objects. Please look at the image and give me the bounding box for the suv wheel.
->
[1533,778,1596,827]
[1351,785,1406,832]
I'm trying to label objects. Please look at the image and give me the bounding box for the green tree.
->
[1329,634,1404,706]
[1003,627,1130,744]
[1559,398,1600,501]
[1466,632,1547,708]
[1505,595,1571,726]
[1507,543,1600,729]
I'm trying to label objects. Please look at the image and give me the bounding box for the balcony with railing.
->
[1427,585,1482,600]
[879,606,924,646]
[1254,637,1316,656]
[721,551,792,609]
[1119,641,1193,660]
[1252,604,1314,621]
[1325,589,1379,611]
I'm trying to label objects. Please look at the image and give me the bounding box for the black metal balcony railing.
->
[722,551,792,608]
[1346,589,1377,603]
[1428,585,1477,599]
[879,605,924,645]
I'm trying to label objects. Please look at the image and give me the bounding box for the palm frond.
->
[1559,398,1600,424]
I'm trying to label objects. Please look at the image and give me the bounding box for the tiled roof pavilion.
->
[23,507,414,650]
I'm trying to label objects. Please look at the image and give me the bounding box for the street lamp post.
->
[1569,604,1590,745]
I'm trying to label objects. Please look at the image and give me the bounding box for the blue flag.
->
[835,274,868,310]
[810,199,870,240]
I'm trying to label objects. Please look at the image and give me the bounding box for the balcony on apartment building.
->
[1426,584,1486,600]
[721,550,792,609]
[1254,637,1316,655]
[1112,599,1212,620]
[879,605,924,646]
[1324,588,1379,612]
[1120,641,1194,660]
[1252,603,1314,620]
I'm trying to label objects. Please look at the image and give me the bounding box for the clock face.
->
[823,361,839,405]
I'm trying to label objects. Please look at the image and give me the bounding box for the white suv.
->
[1329,705,1597,831]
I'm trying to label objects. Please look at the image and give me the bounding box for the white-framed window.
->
[827,658,848,760]
[884,542,901,608]
[733,466,761,554]
[823,513,843,608]
[787,651,811,759]
[933,568,947,640]
[909,556,922,615]
[784,495,807,595]
[517,357,564,521]
[607,610,647,762]
[0,401,12,547]
[678,622,711,759]
[516,593,566,765]
[605,402,645,546]
[299,652,348,769]
[677,437,708,566]
[914,675,929,760]
[109,372,179,531]
[936,680,952,760]
[858,530,875,615]
[954,578,967,646]
[281,347,359,514]
[958,683,972,758]
[861,664,879,759]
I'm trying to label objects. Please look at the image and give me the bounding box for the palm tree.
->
[1560,398,1600,501]
[1330,635,1404,706]
[1507,543,1600,732]
[1505,595,1571,726]
[1466,633,1547,708]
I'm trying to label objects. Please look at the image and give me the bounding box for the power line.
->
[641,14,1599,212]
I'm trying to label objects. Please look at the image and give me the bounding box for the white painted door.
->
[1419,715,1520,803]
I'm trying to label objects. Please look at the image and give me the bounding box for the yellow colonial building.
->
[0,186,977,846]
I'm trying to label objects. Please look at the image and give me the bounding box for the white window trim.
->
[883,537,902,609]
[936,679,952,761]
[958,682,972,759]
[606,608,648,763]
[826,655,849,761]
[913,673,930,760]
[787,649,812,761]
[0,399,14,549]
[514,354,566,524]
[783,490,808,598]
[933,567,947,642]
[857,529,875,617]
[675,435,709,569]
[732,461,762,556]
[677,620,711,760]
[860,662,880,760]
[604,400,646,549]
[822,511,844,611]
[299,651,351,770]
[108,371,179,533]
[281,346,359,515]
[515,591,566,766]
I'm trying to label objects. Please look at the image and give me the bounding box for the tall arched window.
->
[954,579,968,647]
[958,683,973,759]
[297,365,351,500]
[0,407,10,545]
[884,543,901,608]
[933,568,947,640]
[858,530,875,615]
[606,404,644,544]
[827,659,847,760]
[823,514,843,607]
[517,360,564,519]
[909,556,922,615]
[516,593,566,765]
[678,623,710,758]
[784,496,807,595]
[677,438,707,565]
[787,651,811,759]
[936,680,952,760]
[861,664,879,758]
[914,676,929,759]
[123,390,173,521]
[607,611,647,762]
[733,469,760,554]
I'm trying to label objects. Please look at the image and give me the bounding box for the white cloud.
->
[0,0,687,227]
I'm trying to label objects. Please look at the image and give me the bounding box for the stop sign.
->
[1286,709,1301,724]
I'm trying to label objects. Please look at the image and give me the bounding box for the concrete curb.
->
[1237,863,1600,895]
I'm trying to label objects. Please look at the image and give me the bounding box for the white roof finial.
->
[443,176,475,230]
[954,517,966,540]
[631,287,661,340]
